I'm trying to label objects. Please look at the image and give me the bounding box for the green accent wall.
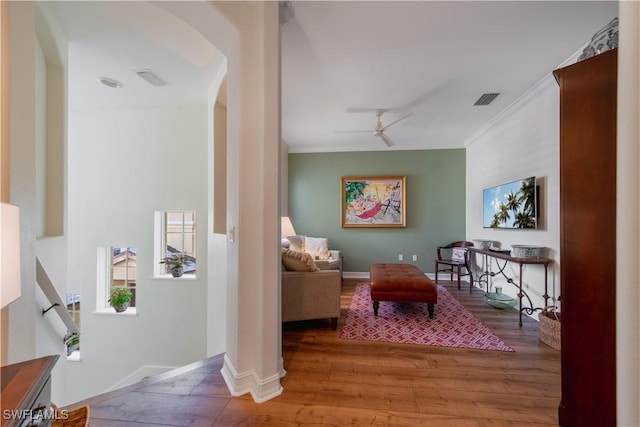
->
[288,149,466,273]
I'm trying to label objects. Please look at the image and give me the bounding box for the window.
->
[110,247,137,307]
[66,293,81,360]
[67,293,81,326]
[154,211,197,278]
[96,246,138,314]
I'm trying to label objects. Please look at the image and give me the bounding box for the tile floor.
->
[78,354,232,426]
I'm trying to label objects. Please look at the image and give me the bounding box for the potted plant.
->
[65,333,80,356]
[109,287,132,312]
[160,253,188,277]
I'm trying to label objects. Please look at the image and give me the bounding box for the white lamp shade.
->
[1,203,21,308]
[281,216,296,238]
[281,217,297,248]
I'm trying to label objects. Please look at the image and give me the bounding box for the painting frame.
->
[341,176,406,228]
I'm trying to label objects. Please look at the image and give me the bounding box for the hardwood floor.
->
[80,279,561,426]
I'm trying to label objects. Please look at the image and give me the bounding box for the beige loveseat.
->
[281,247,342,329]
[286,236,342,269]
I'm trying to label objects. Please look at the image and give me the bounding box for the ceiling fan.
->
[335,109,413,147]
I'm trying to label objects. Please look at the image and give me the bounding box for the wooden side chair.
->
[434,241,474,292]
[51,403,90,427]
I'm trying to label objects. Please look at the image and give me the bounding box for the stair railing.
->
[36,258,80,344]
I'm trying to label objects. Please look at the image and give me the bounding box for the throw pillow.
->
[451,248,467,262]
[281,248,319,272]
[287,235,305,252]
[304,236,330,260]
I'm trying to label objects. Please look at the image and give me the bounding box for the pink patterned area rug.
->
[340,283,514,352]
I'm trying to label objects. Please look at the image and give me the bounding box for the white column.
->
[219,1,283,403]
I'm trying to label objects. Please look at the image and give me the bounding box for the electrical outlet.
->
[412,254,418,261]
[398,254,404,261]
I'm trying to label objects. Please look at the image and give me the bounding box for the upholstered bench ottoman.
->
[369,263,438,319]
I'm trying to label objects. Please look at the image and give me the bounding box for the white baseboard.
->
[221,354,283,403]
[107,365,176,391]
[342,271,369,279]
[343,271,469,282]
[278,356,286,379]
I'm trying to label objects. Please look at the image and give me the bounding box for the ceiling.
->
[41,1,617,153]
[281,1,618,152]
[43,1,224,111]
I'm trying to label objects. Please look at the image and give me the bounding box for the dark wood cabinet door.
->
[553,48,617,427]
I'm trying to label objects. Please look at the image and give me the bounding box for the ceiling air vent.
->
[134,69,166,87]
[474,93,500,106]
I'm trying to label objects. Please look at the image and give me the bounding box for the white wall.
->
[173,1,284,402]
[35,37,46,237]
[468,16,640,420]
[35,236,69,403]
[207,65,228,358]
[281,142,289,215]
[215,2,283,402]
[5,0,72,403]
[7,0,283,406]
[8,0,38,363]
[6,0,637,415]
[465,74,562,317]
[35,1,66,238]
[65,105,209,403]
[33,20,70,402]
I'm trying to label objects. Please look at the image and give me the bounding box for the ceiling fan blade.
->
[382,112,413,130]
[379,133,394,147]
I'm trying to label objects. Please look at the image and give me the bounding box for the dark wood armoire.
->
[553,48,617,426]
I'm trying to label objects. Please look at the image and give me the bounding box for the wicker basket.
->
[539,308,561,351]
[472,239,497,250]
[511,245,545,258]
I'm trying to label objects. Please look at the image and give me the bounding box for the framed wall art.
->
[341,176,406,228]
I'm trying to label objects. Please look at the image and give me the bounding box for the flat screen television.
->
[483,176,537,229]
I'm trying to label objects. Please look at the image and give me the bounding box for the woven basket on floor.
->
[539,308,561,351]
[51,403,90,427]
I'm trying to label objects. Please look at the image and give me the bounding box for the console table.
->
[468,247,553,326]
[1,355,59,426]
